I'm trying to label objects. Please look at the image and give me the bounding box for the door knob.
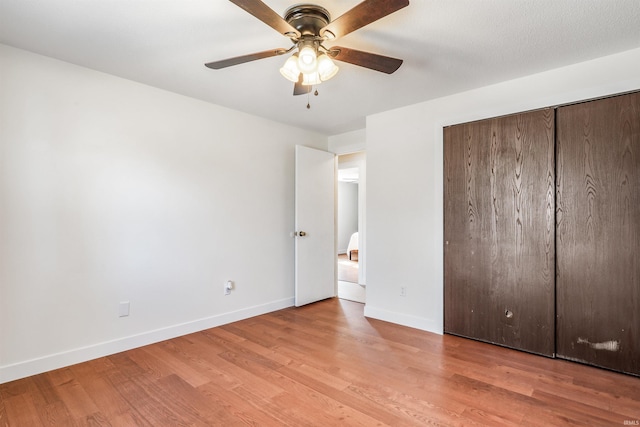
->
[298,231,307,237]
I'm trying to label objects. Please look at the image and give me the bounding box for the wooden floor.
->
[1,299,639,426]
[337,253,359,284]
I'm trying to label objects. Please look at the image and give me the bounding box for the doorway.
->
[337,152,366,303]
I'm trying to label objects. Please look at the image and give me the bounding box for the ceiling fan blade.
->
[320,0,409,40]
[293,75,311,96]
[330,46,403,74]
[229,0,301,38]
[205,49,286,69]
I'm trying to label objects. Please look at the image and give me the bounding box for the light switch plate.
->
[119,301,130,317]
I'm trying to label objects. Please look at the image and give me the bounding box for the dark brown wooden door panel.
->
[444,109,555,356]
[556,92,640,375]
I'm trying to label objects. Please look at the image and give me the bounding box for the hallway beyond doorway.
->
[338,254,365,303]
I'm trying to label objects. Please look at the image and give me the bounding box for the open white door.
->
[295,145,336,306]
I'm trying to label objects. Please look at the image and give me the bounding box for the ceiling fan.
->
[205,0,410,97]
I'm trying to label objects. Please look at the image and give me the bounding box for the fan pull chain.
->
[306,87,320,109]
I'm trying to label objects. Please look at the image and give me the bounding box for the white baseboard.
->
[363,305,443,335]
[0,297,294,384]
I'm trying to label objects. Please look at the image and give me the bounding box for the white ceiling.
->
[1,1,639,136]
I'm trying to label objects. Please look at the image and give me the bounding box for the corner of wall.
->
[364,304,443,335]
[328,129,366,154]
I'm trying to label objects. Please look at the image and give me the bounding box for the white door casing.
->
[336,152,366,285]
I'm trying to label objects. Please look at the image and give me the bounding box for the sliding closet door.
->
[556,92,640,375]
[444,109,555,356]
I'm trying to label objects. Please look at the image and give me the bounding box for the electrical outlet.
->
[400,287,407,297]
[224,280,233,296]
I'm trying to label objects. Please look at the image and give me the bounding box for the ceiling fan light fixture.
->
[280,54,301,83]
[302,71,321,86]
[297,44,318,74]
[317,53,339,81]
[207,0,408,98]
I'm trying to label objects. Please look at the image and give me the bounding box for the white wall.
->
[0,44,327,383]
[337,181,358,253]
[328,129,365,154]
[365,47,640,333]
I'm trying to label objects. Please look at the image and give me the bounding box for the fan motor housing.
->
[284,4,331,36]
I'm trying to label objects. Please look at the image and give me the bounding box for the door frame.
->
[335,152,366,285]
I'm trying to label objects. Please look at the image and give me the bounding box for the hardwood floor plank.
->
[277,364,406,425]
[570,365,640,400]
[345,382,475,427]
[68,363,139,423]
[272,338,452,425]
[1,298,639,426]
[23,376,75,427]
[197,380,288,426]
[282,361,352,391]
[528,389,628,425]
[82,411,112,426]
[29,374,62,407]
[445,374,532,423]
[534,376,640,418]
[104,353,147,383]
[44,368,100,422]
[121,347,181,382]
[139,374,217,425]
[135,344,211,388]
[196,351,285,400]
[112,376,178,425]
[0,395,6,426]
[37,401,76,427]
[3,393,44,426]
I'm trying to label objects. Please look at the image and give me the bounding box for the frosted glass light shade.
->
[302,72,321,86]
[317,54,339,81]
[280,54,300,83]
[297,45,318,74]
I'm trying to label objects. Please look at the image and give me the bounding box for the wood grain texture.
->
[556,91,640,375]
[2,299,639,426]
[444,109,556,356]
